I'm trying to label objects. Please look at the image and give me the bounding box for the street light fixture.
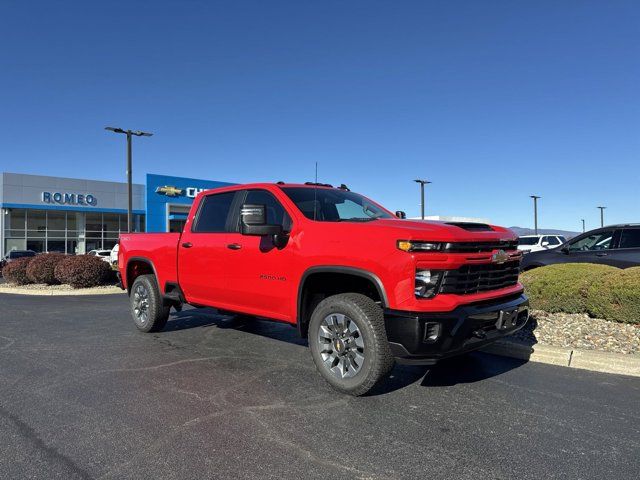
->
[597,206,606,228]
[530,195,541,235]
[105,127,153,232]
[414,179,432,220]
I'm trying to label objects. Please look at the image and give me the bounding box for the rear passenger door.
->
[610,228,640,268]
[178,190,239,306]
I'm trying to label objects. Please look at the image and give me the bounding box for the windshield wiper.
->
[337,217,378,222]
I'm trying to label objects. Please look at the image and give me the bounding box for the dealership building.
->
[0,172,233,257]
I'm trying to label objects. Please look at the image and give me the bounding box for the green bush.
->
[54,255,112,288]
[1,257,34,285]
[26,253,66,285]
[586,267,640,324]
[521,263,619,314]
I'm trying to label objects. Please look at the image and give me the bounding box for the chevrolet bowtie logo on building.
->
[155,186,184,197]
[491,249,510,264]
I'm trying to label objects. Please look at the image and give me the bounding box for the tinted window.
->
[619,229,640,249]
[244,190,291,231]
[193,192,236,233]
[281,187,393,222]
[568,230,614,252]
[518,237,539,246]
[547,236,560,246]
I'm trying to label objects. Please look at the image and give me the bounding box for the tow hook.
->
[472,330,487,339]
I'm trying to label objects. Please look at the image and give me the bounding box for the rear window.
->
[619,229,640,249]
[9,251,35,259]
[192,192,236,233]
[518,237,539,246]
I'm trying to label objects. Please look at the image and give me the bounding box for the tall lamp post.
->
[105,127,153,232]
[414,179,432,220]
[530,195,541,235]
[581,219,585,233]
[597,206,606,228]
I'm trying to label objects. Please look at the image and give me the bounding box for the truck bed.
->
[118,233,180,290]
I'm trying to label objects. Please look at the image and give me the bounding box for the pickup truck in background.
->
[118,182,528,395]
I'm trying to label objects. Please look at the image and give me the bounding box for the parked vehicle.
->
[517,234,567,254]
[118,182,528,395]
[87,249,112,263]
[521,224,640,270]
[110,244,119,266]
[1,249,36,269]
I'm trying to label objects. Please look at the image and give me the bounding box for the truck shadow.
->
[164,307,529,396]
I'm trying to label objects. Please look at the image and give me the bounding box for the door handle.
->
[227,243,242,250]
[595,252,608,257]
[181,242,193,248]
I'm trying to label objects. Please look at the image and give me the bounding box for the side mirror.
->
[240,204,283,236]
[395,210,406,219]
[561,246,570,254]
[541,241,549,247]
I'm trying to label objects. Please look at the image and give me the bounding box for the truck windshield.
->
[281,187,393,222]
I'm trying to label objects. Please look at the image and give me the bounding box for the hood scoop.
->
[445,222,494,232]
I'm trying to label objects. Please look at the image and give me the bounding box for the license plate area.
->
[496,309,518,330]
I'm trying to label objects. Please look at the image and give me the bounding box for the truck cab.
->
[119,182,528,395]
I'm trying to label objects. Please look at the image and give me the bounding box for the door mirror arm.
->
[561,246,570,254]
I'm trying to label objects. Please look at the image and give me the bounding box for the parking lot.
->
[0,293,639,480]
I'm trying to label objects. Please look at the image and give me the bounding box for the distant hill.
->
[509,226,580,239]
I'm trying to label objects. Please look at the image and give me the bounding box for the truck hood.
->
[325,219,517,243]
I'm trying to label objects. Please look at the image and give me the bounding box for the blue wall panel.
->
[146,174,235,232]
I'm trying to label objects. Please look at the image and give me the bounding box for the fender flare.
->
[125,257,159,291]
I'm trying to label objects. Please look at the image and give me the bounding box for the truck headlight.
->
[415,269,443,298]
[398,240,444,252]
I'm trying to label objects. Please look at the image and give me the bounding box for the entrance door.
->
[177,190,238,306]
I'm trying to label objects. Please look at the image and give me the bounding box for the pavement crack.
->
[0,404,94,479]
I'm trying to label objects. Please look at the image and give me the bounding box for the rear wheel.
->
[130,274,170,332]
[309,293,394,396]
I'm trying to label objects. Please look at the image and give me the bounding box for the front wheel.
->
[308,293,395,396]
[130,274,170,332]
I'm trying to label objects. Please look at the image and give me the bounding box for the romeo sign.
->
[42,192,98,206]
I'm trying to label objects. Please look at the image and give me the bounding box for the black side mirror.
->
[561,246,570,254]
[240,204,283,236]
[395,210,406,219]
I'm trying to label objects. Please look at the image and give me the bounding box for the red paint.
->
[119,183,523,324]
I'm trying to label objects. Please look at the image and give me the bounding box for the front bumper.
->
[384,293,529,365]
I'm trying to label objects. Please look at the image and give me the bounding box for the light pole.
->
[581,219,585,233]
[414,179,431,220]
[530,195,541,235]
[597,206,606,228]
[105,127,153,232]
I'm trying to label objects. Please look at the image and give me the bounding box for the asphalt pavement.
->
[0,293,638,479]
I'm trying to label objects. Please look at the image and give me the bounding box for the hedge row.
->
[521,263,640,324]
[2,253,114,288]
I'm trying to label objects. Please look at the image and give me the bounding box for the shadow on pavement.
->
[161,307,527,396]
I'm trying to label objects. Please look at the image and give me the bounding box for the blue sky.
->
[1,1,638,230]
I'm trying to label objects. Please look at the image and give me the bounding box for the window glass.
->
[7,209,26,230]
[518,237,539,246]
[281,187,392,222]
[27,210,47,232]
[192,192,236,233]
[568,230,614,252]
[47,211,66,230]
[244,190,291,230]
[619,229,640,249]
[547,236,560,246]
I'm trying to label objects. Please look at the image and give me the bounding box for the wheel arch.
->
[126,257,159,293]
[296,266,388,338]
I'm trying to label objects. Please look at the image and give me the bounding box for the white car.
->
[87,249,112,263]
[518,235,567,254]
[110,244,119,266]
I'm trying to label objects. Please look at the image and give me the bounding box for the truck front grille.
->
[443,241,518,253]
[439,261,520,295]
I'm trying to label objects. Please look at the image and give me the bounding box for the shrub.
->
[521,263,619,314]
[2,257,34,285]
[54,255,113,288]
[586,267,640,324]
[26,253,66,285]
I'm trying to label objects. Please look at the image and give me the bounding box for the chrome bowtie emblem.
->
[491,249,510,264]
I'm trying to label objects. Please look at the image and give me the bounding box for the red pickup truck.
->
[118,182,528,395]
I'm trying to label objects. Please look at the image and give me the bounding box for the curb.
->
[481,339,640,377]
[0,286,125,296]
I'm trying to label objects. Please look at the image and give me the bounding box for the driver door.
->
[565,229,617,266]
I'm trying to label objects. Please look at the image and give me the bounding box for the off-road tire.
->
[309,293,395,396]
[130,274,170,333]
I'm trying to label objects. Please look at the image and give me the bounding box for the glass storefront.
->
[3,208,144,254]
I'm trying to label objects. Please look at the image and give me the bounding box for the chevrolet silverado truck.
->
[118,182,528,395]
